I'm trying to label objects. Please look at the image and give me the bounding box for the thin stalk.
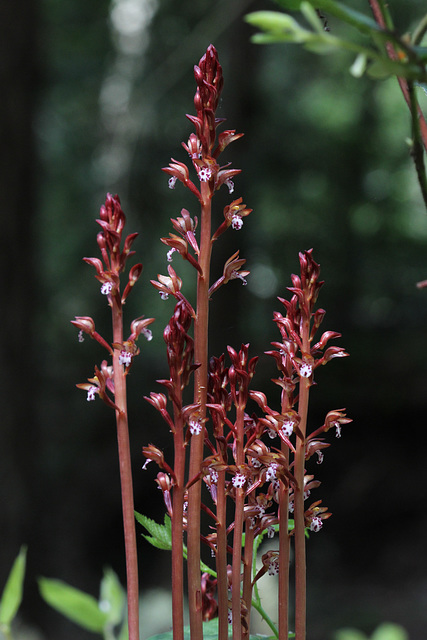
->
[368,0,427,152]
[112,303,140,640]
[187,182,213,639]
[216,466,229,639]
[232,403,245,640]
[408,80,427,211]
[251,530,279,638]
[293,321,311,640]
[172,400,185,640]
[242,522,255,638]
[251,599,279,638]
[412,13,427,46]
[278,455,290,640]
[278,384,292,640]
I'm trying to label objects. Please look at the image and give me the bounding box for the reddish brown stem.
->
[187,182,213,639]
[112,303,140,640]
[278,450,290,640]
[242,522,254,638]
[294,323,311,640]
[216,466,229,639]
[232,403,245,640]
[172,401,185,640]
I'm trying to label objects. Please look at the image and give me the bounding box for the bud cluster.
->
[73,193,154,406]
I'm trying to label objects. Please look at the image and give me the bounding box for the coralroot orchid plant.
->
[72,46,350,640]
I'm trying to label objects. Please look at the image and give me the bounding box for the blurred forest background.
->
[2,0,427,638]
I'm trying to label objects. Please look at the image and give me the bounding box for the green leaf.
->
[305,0,379,34]
[135,512,172,551]
[99,568,125,627]
[366,57,422,80]
[371,623,408,640]
[38,577,108,633]
[350,53,368,77]
[118,619,129,640]
[146,619,277,640]
[303,36,340,54]
[245,11,308,42]
[300,2,325,33]
[0,545,27,627]
[333,629,367,640]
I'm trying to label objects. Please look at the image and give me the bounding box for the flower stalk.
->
[74,194,154,640]
[142,47,350,640]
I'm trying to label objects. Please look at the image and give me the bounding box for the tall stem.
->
[232,403,245,640]
[187,183,213,639]
[278,449,290,640]
[112,302,140,640]
[293,321,311,640]
[216,465,229,639]
[278,382,292,640]
[242,522,254,639]
[172,400,185,640]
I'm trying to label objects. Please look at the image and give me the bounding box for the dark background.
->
[2,0,427,638]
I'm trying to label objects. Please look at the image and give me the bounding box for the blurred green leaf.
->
[302,0,379,34]
[300,2,326,32]
[333,629,367,640]
[99,568,125,628]
[245,11,309,42]
[38,577,108,633]
[367,57,423,80]
[0,545,27,628]
[350,53,368,78]
[135,512,172,551]
[146,618,281,640]
[118,619,129,640]
[371,623,408,640]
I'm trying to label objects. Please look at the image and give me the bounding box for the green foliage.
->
[245,0,427,81]
[333,622,408,640]
[274,0,380,33]
[38,568,127,638]
[99,569,126,632]
[146,618,294,640]
[334,630,368,640]
[135,512,217,577]
[134,511,172,552]
[0,546,27,635]
[38,577,108,633]
[371,623,409,640]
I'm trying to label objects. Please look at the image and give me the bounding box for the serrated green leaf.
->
[38,577,108,633]
[371,623,408,640]
[0,545,27,627]
[99,568,125,627]
[135,512,172,551]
